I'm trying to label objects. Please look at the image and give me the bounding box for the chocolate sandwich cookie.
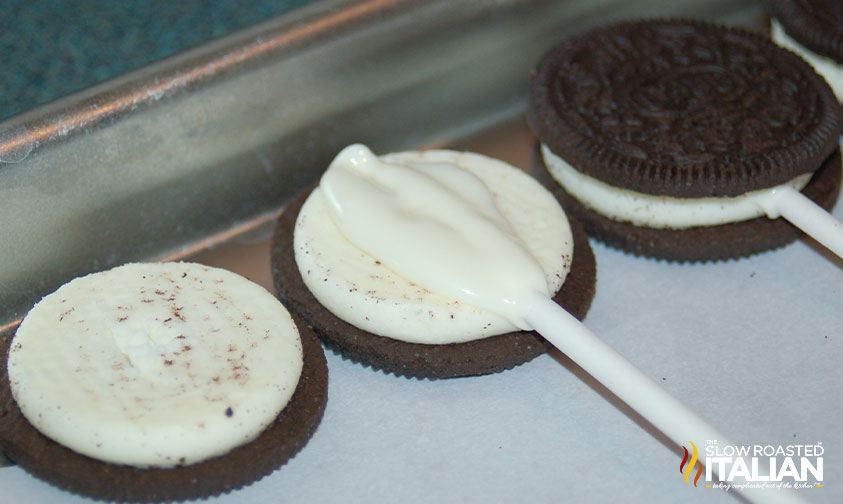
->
[0,321,327,502]
[271,183,596,380]
[767,0,843,65]
[533,145,841,261]
[0,264,328,503]
[528,19,843,261]
[767,0,843,104]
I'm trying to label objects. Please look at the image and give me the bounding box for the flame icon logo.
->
[679,441,702,487]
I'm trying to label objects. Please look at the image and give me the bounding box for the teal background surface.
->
[1,0,314,120]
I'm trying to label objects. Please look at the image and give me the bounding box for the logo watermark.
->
[679,440,824,492]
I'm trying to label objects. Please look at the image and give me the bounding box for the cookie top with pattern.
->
[768,0,843,62]
[528,19,842,198]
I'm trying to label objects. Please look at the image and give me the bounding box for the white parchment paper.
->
[2,132,840,504]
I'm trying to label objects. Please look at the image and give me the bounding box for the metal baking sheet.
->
[0,0,763,332]
[5,1,842,503]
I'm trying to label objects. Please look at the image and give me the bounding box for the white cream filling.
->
[294,148,573,344]
[8,262,303,468]
[771,19,843,104]
[541,144,813,229]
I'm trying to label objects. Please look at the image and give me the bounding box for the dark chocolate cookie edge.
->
[767,0,843,63]
[0,317,328,503]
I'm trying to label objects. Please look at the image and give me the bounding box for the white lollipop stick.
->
[320,145,811,504]
[763,186,843,260]
[525,294,808,504]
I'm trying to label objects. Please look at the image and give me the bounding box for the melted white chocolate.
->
[8,262,303,468]
[294,145,573,343]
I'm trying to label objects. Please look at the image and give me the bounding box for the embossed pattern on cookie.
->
[529,19,841,198]
[768,0,843,62]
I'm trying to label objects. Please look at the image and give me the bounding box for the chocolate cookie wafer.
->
[271,149,596,380]
[0,321,327,502]
[767,0,843,103]
[0,266,328,502]
[528,18,843,261]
